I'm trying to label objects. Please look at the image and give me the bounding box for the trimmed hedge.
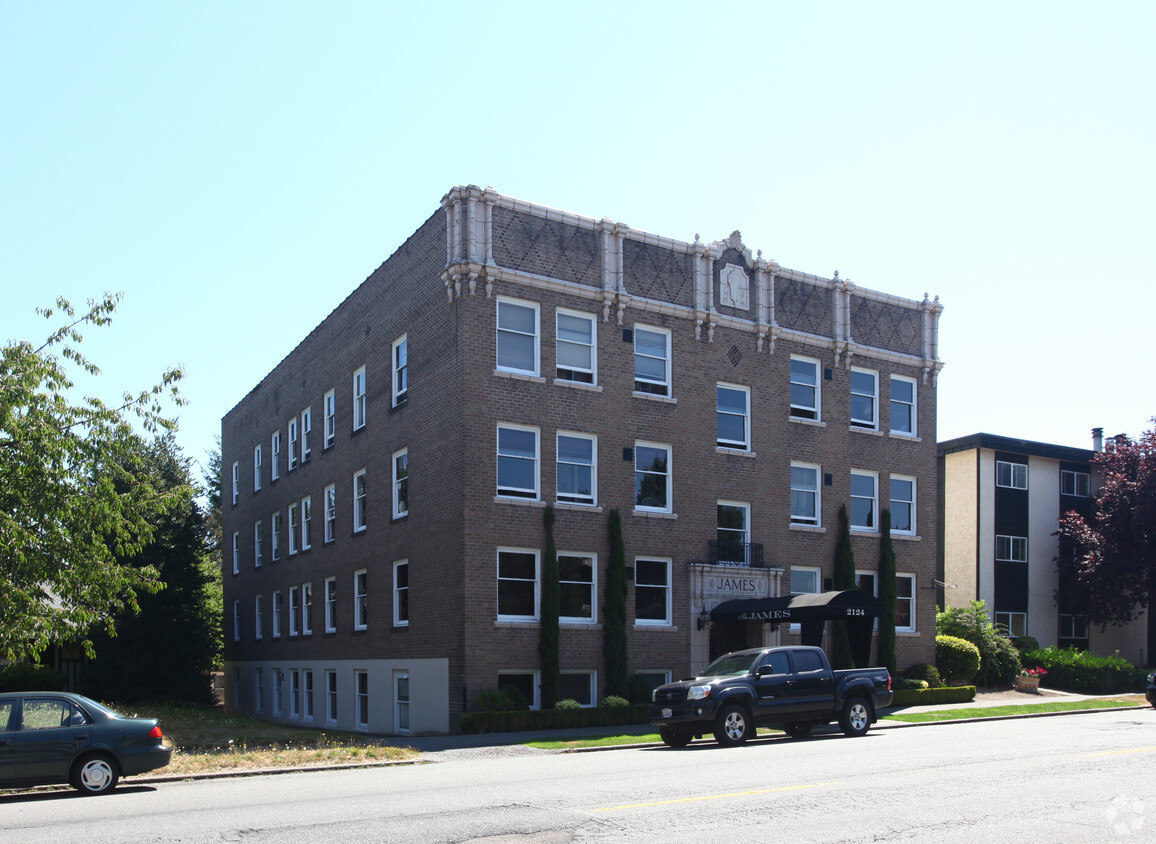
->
[460,703,650,734]
[889,686,977,708]
[1022,647,1144,694]
[0,662,66,692]
[936,635,981,685]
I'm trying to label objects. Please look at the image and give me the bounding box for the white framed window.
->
[393,335,408,406]
[896,574,915,632]
[996,535,1028,562]
[890,475,916,535]
[288,504,299,555]
[254,520,263,568]
[324,484,336,543]
[288,586,300,636]
[717,383,750,450]
[556,432,596,506]
[633,325,671,396]
[634,671,672,698]
[497,424,539,499]
[393,560,409,627]
[355,670,369,730]
[231,461,239,506]
[634,558,672,626]
[857,571,878,597]
[996,460,1028,490]
[304,670,315,720]
[394,670,410,734]
[497,548,539,621]
[634,442,671,513]
[716,501,751,565]
[1060,614,1089,641]
[255,668,264,714]
[272,590,282,639]
[1061,470,1090,497]
[325,576,337,633]
[497,670,540,710]
[995,611,1027,638]
[496,297,540,376]
[323,389,336,449]
[393,448,408,518]
[253,444,262,492]
[353,366,367,431]
[890,375,917,436]
[790,565,822,631]
[287,418,298,471]
[301,496,312,551]
[558,553,595,623]
[850,471,878,531]
[556,309,596,384]
[559,671,597,707]
[325,670,338,725]
[353,468,367,532]
[790,463,821,526]
[290,669,301,718]
[302,582,313,635]
[354,569,368,630]
[790,356,821,421]
[232,600,240,642]
[271,511,281,561]
[231,531,240,575]
[272,670,282,717]
[301,407,312,462]
[270,431,281,482]
[850,368,878,430]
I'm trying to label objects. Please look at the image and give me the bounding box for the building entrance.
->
[709,621,749,662]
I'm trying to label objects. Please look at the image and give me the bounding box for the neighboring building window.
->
[850,471,878,531]
[354,569,368,630]
[302,582,313,635]
[393,335,408,405]
[393,448,408,518]
[272,670,282,717]
[497,671,540,711]
[890,476,916,535]
[355,670,369,730]
[231,461,239,506]
[254,521,263,568]
[790,463,821,526]
[324,484,336,543]
[272,590,282,639]
[353,469,367,532]
[633,325,671,396]
[231,531,240,575]
[289,586,300,636]
[635,558,671,626]
[890,375,917,436]
[496,297,539,376]
[716,502,750,565]
[301,407,312,461]
[850,368,878,429]
[560,672,596,707]
[996,460,1028,490]
[232,600,240,642]
[789,356,820,421]
[253,444,262,491]
[288,504,299,555]
[995,611,1027,638]
[270,431,280,481]
[287,418,298,471]
[325,670,338,724]
[895,575,915,631]
[996,535,1028,562]
[290,669,301,718]
[353,366,367,430]
[271,511,281,561]
[634,442,671,513]
[232,669,241,707]
[393,560,409,627]
[717,383,750,450]
[255,669,264,713]
[1059,614,1089,643]
[497,424,539,499]
[323,390,336,449]
[559,553,595,623]
[325,576,337,633]
[497,548,539,621]
[1061,470,1090,497]
[301,496,312,551]
[394,670,410,734]
[556,309,595,384]
[304,670,314,720]
[556,432,596,506]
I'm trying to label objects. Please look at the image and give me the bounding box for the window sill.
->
[896,630,920,637]
[633,623,678,631]
[850,528,879,536]
[554,379,602,393]
[632,391,677,404]
[494,496,546,508]
[850,426,884,436]
[888,432,921,443]
[716,447,756,458]
[789,524,827,534]
[789,416,825,428]
[494,370,546,384]
[633,509,677,520]
[553,502,603,513]
[891,533,921,542]
[495,619,539,628]
[560,621,602,630]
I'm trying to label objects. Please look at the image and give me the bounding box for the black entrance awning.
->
[710,589,883,623]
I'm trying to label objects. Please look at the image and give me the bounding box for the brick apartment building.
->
[221,185,944,734]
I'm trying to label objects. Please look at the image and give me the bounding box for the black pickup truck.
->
[649,646,893,747]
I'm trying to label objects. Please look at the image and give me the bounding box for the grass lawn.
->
[881,695,1148,724]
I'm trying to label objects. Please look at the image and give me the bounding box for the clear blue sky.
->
[3,2,1153,477]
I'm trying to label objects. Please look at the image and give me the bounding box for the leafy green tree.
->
[538,506,560,709]
[876,509,898,675]
[79,435,221,705]
[602,509,628,698]
[828,505,856,669]
[937,600,1020,685]
[0,294,184,662]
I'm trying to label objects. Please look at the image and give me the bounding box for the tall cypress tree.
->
[603,508,628,698]
[539,505,560,709]
[828,505,857,669]
[876,509,898,675]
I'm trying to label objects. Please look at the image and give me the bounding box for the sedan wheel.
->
[73,754,120,795]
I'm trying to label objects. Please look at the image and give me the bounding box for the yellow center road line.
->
[595,782,842,812]
[1081,747,1156,757]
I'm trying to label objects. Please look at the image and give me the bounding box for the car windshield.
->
[701,653,759,677]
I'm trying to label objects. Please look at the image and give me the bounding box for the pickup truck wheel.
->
[659,729,692,748]
[713,703,751,747]
[785,722,812,739]
[839,697,871,737]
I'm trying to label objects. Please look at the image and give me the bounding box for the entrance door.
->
[709,621,748,661]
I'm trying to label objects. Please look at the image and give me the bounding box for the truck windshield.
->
[702,653,759,676]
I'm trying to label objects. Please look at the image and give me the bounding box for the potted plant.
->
[1014,666,1047,693]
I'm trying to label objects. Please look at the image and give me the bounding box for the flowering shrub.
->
[1019,667,1047,678]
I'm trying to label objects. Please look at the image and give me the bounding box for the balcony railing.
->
[707,540,765,568]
